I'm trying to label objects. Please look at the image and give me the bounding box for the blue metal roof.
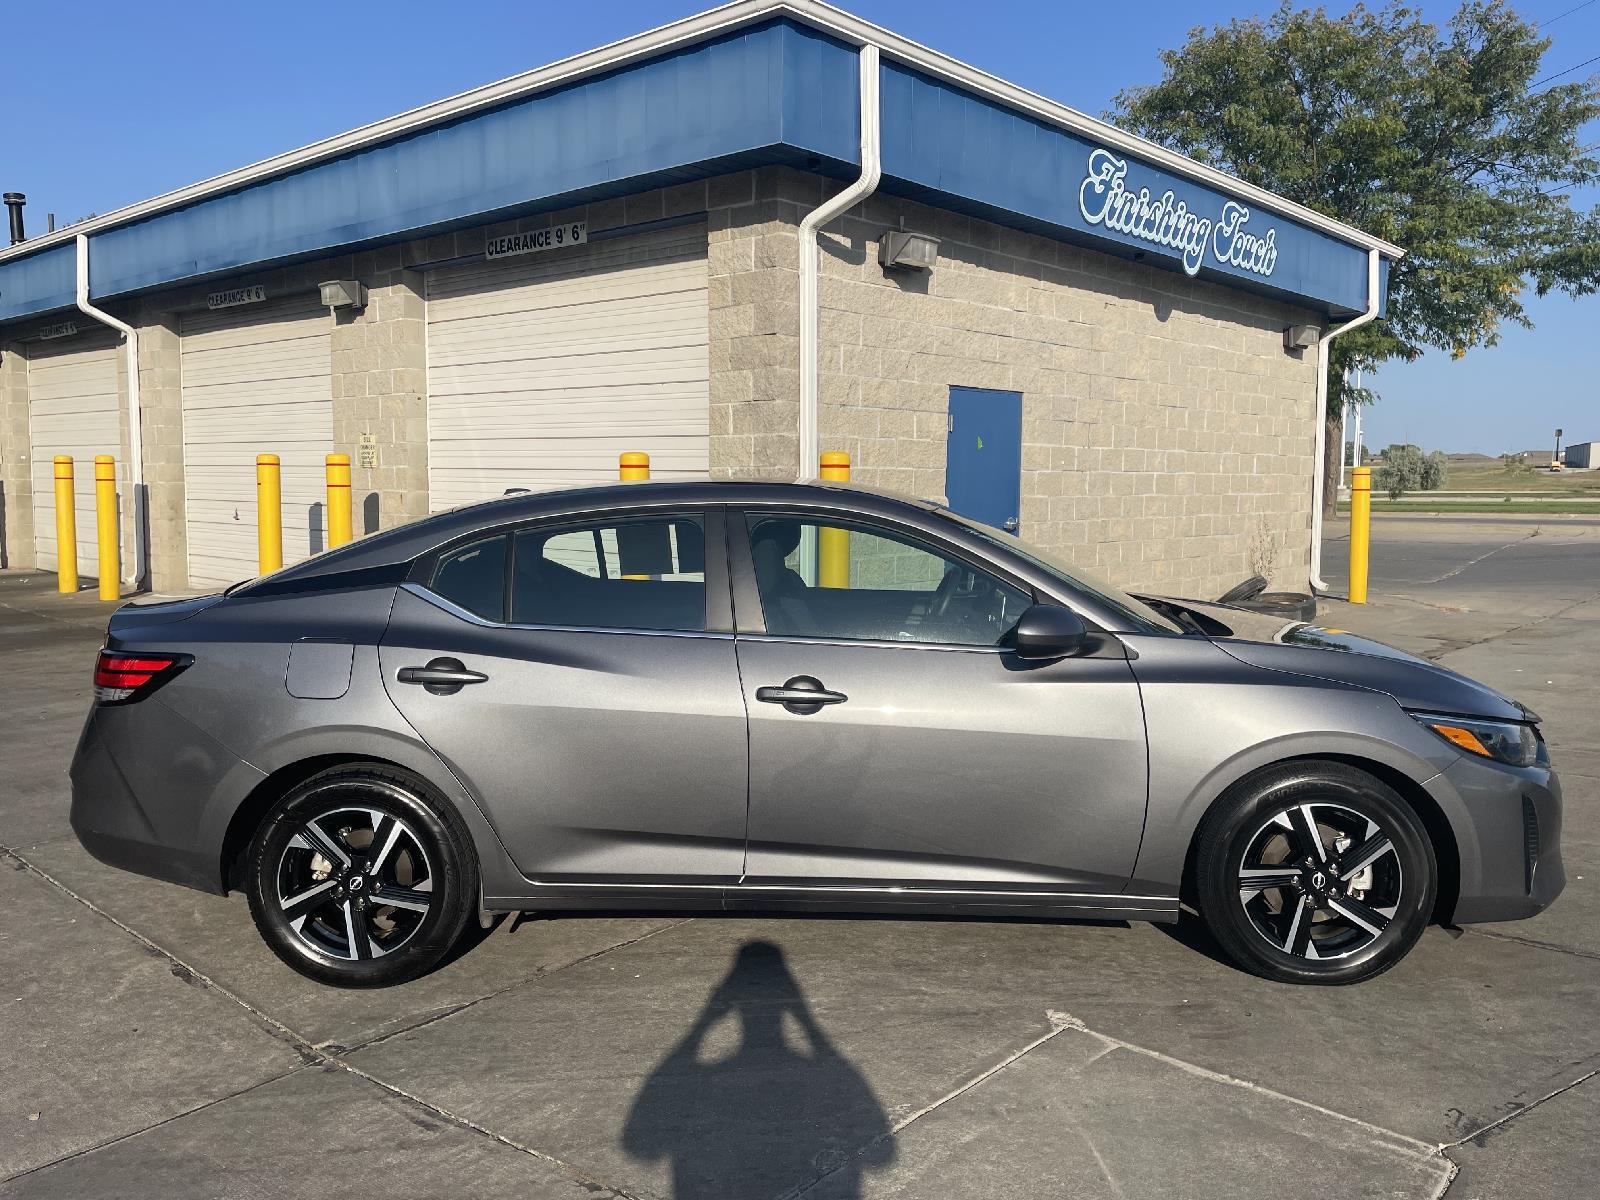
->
[880,62,1377,315]
[0,12,1389,327]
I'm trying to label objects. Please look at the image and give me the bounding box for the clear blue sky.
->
[3,0,1594,455]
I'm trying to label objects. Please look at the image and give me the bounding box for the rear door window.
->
[511,516,706,631]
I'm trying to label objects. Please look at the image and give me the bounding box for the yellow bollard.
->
[325,454,353,549]
[94,456,119,602]
[819,451,850,589]
[53,456,78,593]
[617,454,651,577]
[1349,465,1371,605]
[256,453,283,575]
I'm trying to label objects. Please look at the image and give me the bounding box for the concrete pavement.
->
[1,515,1596,1198]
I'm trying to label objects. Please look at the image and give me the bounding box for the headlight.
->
[1411,712,1541,766]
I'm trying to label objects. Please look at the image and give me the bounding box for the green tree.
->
[1377,443,1426,499]
[1421,449,1450,490]
[1113,1,1600,515]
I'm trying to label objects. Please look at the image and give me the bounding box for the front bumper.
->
[1430,751,1564,924]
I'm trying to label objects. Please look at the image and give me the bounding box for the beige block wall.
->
[0,336,31,569]
[709,167,1324,598]
[329,258,428,534]
[132,310,184,589]
[0,165,1324,599]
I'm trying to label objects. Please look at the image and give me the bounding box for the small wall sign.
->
[486,222,587,261]
[36,320,78,340]
[206,284,267,310]
[357,433,377,470]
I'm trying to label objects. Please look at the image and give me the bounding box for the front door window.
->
[744,514,1030,646]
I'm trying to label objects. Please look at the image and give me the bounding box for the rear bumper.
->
[68,702,258,896]
[1432,752,1564,924]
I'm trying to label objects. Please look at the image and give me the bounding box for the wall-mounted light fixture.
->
[1283,324,1318,353]
[878,229,939,273]
[319,279,367,310]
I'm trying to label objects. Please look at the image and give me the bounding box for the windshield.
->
[939,510,1184,634]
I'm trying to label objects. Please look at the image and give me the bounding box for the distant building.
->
[1567,442,1596,469]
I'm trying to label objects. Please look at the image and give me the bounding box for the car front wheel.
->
[245,764,478,987]
[1194,761,1437,985]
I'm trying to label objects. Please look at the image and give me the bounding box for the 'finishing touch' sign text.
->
[1078,148,1278,279]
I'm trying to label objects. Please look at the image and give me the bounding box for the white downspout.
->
[75,233,145,590]
[1309,248,1381,593]
[796,42,881,482]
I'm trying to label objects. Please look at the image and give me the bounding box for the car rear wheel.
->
[245,764,477,987]
[1194,761,1436,985]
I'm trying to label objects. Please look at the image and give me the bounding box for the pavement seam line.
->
[1043,1011,1444,1159]
[780,1015,1080,1200]
[1438,1067,1600,1153]
[0,844,315,1053]
[1,843,659,1200]
[1427,585,1600,660]
[332,916,695,1055]
[323,1056,655,1200]
[1463,926,1600,961]
[1421,528,1543,586]
[0,599,112,629]
[0,1065,313,1186]
[1430,1160,1460,1200]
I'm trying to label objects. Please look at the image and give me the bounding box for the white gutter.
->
[0,1,1400,270]
[796,42,881,482]
[75,234,144,590]
[1309,248,1382,593]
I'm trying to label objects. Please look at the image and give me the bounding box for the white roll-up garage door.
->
[27,335,121,575]
[180,297,333,588]
[425,224,709,509]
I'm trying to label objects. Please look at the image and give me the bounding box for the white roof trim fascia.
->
[0,0,1401,268]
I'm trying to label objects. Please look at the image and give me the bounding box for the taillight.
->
[93,651,189,705]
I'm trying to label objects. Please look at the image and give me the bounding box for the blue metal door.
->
[945,387,1023,530]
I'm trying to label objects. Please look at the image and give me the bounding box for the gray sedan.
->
[69,481,1563,987]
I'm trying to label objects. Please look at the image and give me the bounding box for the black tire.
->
[1194,760,1436,985]
[245,763,478,988]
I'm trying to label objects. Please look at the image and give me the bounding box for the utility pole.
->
[1554,427,1564,469]
[1339,369,1349,493]
[1352,368,1364,469]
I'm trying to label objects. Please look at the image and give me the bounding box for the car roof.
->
[239,479,947,590]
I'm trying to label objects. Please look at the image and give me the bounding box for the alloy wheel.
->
[275,806,434,961]
[1236,801,1402,962]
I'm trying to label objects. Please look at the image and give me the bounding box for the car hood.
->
[1153,597,1528,722]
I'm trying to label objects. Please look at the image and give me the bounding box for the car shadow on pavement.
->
[621,939,896,1199]
[1153,908,1243,971]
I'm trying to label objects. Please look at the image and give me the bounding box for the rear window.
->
[430,534,508,621]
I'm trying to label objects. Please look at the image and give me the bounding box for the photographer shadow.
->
[622,939,895,1199]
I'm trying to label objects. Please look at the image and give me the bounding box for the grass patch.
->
[1433,461,1600,494]
[1338,500,1600,514]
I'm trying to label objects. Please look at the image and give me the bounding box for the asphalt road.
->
[1,513,1596,1199]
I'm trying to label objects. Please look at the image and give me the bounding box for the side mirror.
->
[1012,603,1088,661]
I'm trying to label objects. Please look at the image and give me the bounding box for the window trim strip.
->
[400,582,734,641]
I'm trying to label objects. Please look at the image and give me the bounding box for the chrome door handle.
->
[756,675,847,714]
[1003,517,1019,532]
[396,658,488,695]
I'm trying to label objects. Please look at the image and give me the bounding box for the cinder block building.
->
[0,0,1398,597]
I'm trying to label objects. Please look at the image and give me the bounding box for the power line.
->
[1540,0,1598,29]
[1531,52,1600,88]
